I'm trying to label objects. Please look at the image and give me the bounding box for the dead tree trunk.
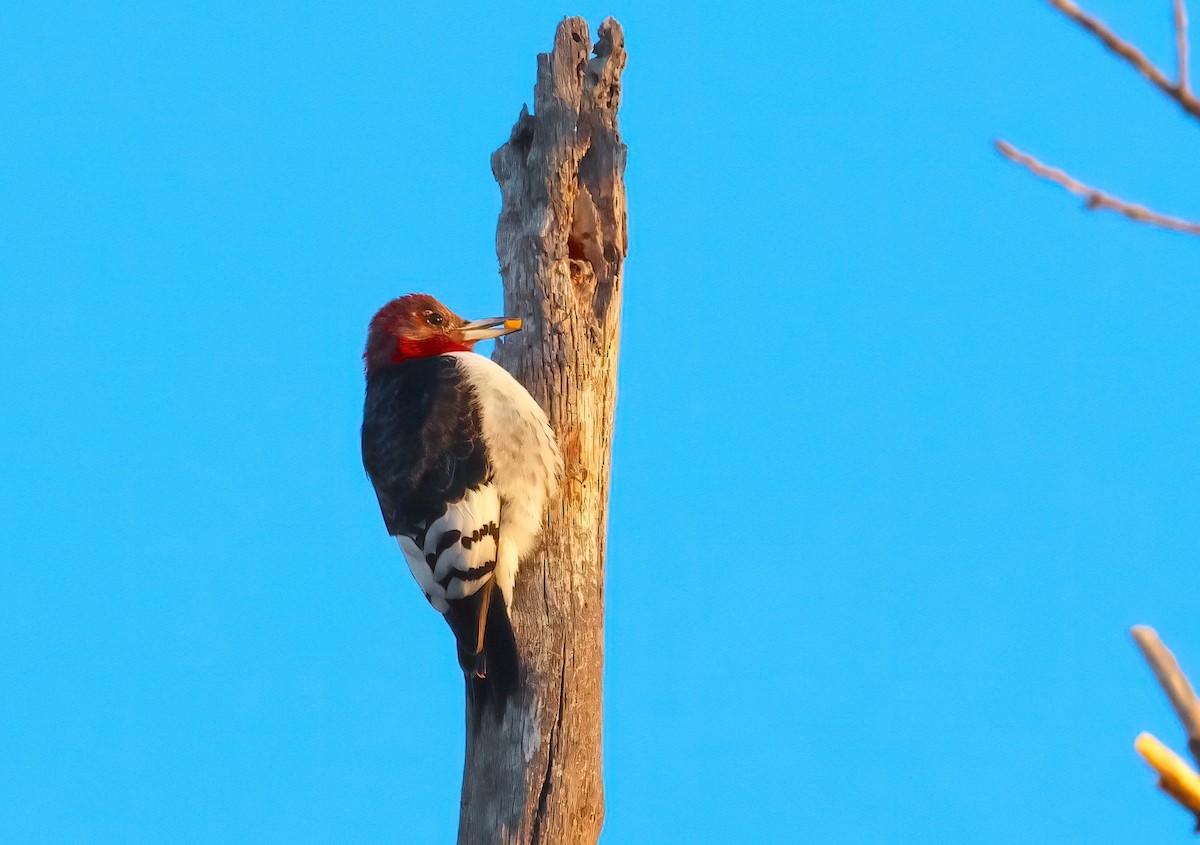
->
[457,17,627,845]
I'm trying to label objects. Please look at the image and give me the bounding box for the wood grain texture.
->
[457,17,626,845]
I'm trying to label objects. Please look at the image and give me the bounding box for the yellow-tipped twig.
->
[1135,732,1200,825]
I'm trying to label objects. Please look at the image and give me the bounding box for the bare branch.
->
[1133,626,1200,768]
[1047,0,1200,121]
[457,17,625,845]
[1178,0,1192,92]
[994,139,1200,235]
[1136,733,1200,826]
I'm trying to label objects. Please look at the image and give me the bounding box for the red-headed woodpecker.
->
[361,294,561,696]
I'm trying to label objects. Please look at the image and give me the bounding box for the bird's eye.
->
[425,311,444,327]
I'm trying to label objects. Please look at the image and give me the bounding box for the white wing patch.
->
[395,484,501,613]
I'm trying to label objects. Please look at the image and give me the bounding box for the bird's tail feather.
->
[445,584,519,718]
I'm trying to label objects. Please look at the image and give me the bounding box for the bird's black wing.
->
[361,356,490,537]
[361,354,518,712]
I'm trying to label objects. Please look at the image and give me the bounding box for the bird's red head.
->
[364,293,522,373]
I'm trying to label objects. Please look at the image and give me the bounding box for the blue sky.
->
[2,0,1199,842]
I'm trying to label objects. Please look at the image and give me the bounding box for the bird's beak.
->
[457,316,523,343]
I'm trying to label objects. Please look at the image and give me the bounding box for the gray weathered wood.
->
[457,17,626,845]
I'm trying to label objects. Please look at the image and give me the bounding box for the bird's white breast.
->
[447,351,561,602]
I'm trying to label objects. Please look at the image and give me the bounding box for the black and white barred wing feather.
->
[397,484,501,612]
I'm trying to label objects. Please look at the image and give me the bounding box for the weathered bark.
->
[457,17,627,845]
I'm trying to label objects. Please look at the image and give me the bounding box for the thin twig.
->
[1048,0,1200,121]
[1178,0,1192,92]
[994,139,1200,234]
[1133,626,1200,768]
[1136,733,1200,827]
